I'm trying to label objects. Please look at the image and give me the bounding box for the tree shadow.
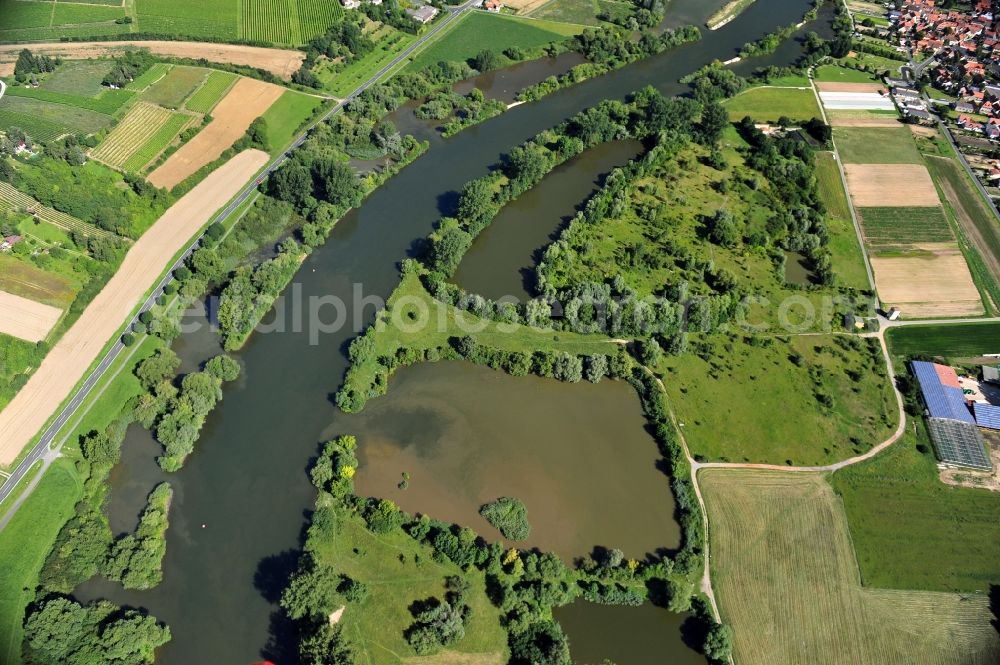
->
[260,608,301,665]
[990,584,999,636]
[436,189,460,217]
[254,549,301,604]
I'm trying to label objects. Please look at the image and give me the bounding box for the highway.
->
[0,2,475,527]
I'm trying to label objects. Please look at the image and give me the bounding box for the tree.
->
[269,160,315,209]
[708,209,740,248]
[479,497,531,540]
[135,348,180,390]
[509,620,571,665]
[281,557,343,620]
[300,624,356,665]
[313,158,362,208]
[406,599,466,654]
[703,623,734,662]
[473,49,500,72]
[205,354,241,382]
[697,100,729,145]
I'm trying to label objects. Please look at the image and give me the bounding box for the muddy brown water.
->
[557,601,709,665]
[72,0,825,661]
[346,361,680,561]
[453,139,644,301]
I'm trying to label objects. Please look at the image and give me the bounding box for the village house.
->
[406,4,438,23]
[0,235,22,251]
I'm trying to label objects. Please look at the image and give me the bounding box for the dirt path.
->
[0,149,269,465]
[0,41,305,80]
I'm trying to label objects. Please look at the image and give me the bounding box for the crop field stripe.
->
[125,63,171,92]
[0,109,68,142]
[121,112,196,172]
[857,206,954,243]
[239,0,295,44]
[295,0,340,41]
[90,101,174,168]
[0,182,112,239]
[3,86,131,116]
[184,71,238,113]
[886,321,1000,357]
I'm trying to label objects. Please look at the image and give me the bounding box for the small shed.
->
[887,306,901,321]
[984,365,1000,383]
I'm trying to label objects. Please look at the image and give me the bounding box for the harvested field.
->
[828,113,902,127]
[815,81,885,92]
[0,291,61,343]
[0,255,76,309]
[701,470,1000,665]
[148,79,282,190]
[0,42,305,81]
[0,149,270,466]
[507,0,553,13]
[844,164,940,206]
[870,244,983,317]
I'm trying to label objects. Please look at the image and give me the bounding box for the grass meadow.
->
[259,90,323,152]
[661,334,897,465]
[723,86,821,122]
[184,71,239,114]
[38,61,113,97]
[701,469,1000,665]
[834,126,923,164]
[814,64,879,83]
[405,12,579,73]
[141,66,208,109]
[0,254,78,309]
[814,152,870,290]
[529,0,613,26]
[831,423,1000,592]
[312,515,508,664]
[886,321,1000,358]
[319,28,417,98]
[858,206,953,244]
[0,95,113,136]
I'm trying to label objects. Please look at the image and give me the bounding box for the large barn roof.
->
[912,361,976,424]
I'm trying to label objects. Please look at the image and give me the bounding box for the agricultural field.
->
[844,163,940,206]
[405,12,580,73]
[140,65,208,109]
[90,102,192,170]
[295,0,343,38]
[4,85,134,115]
[814,64,880,83]
[925,155,1000,296]
[869,244,984,318]
[0,254,78,310]
[885,321,1000,358]
[122,113,196,172]
[857,206,953,245]
[184,70,238,113]
[134,0,240,41]
[660,334,897,465]
[0,109,67,143]
[0,94,114,137]
[528,0,616,26]
[0,182,112,239]
[240,0,300,45]
[831,426,1000,592]
[125,63,171,92]
[723,85,821,123]
[814,152,870,290]
[258,90,323,152]
[37,60,113,96]
[701,469,1000,665]
[0,0,129,42]
[0,290,62,343]
[834,126,923,164]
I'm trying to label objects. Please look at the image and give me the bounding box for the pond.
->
[556,601,708,665]
[453,139,644,302]
[784,249,817,286]
[345,360,680,561]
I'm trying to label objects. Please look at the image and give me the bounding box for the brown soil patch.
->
[0,149,270,465]
[0,290,61,343]
[0,63,12,78]
[404,651,505,665]
[909,125,939,138]
[815,81,885,93]
[148,78,282,190]
[510,0,554,13]
[0,42,304,80]
[870,243,984,317]
[844,163,940,206]
[829,115,903,127]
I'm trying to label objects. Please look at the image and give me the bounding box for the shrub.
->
[479,497,531,541]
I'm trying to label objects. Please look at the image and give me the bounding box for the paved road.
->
[0,3,475,528]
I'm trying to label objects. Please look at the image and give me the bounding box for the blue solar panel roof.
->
[974,402,1000,430]
[912,361,976,424]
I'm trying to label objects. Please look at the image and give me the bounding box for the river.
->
[75,0,823,662]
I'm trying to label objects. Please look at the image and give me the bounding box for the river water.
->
[75,0,822,662]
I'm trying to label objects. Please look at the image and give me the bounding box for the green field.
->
[405,12,579,73]
[529,0,608,26]
[0,459,81,665]
[312,515,509,664]
[0,109,68,142]
[129,0,337,43]
[814,64,879,83]
[141,66,208,109]
[831,426,1000,592]
[815,152,870,290]
[4,86,134,116]
[134,0,240,40]
[319,27,417,98]
[0,254,78,309]
[125,63,171,92]
[0,95,113,137]
[259,90,323,152]
[702,469,1000,665]
[724,85,821,123]
[38,61,114,97]
[661,334,897,465]
[834,126,923,164]
[857,206,953,244]
[183,71,238,114]
[0,0,126,40]
[885,321,1000,358]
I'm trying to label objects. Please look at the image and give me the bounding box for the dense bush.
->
[479,497,531,540]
